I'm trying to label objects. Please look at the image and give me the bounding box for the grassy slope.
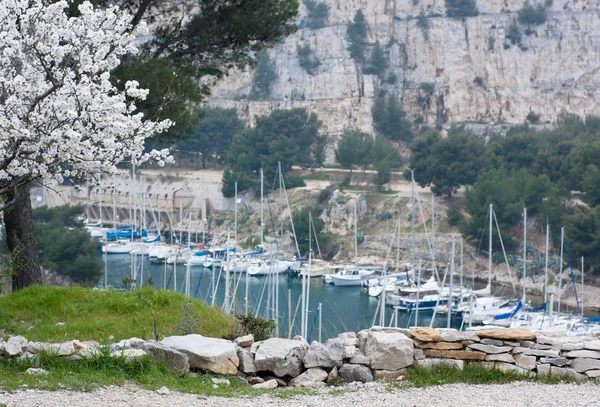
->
[0,286,234,342]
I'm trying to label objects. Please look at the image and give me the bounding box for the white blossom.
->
[0,0,172,189]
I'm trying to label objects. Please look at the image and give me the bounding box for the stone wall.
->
[3,327,600,387]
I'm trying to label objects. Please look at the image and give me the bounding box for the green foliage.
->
[178,108,245,168]
[335,129,373,170]
[290,208,324,257]
[304,0,329,29]
[488,35,496,52]
[506,23,522,46]
[235,313,276,341]
[564,206,600,271]
[285,175,307,189]
[224,108,323,194]
[447,202,465,227]
[250,50,278,100]
[473,76,484,87]
[409,127,486,197]
[297,43,321,75]
[346,10,368,63]
[419,82,436,95]
[517,1,548,26]
[445,0,479,18]
[372,95,413,142]
[416,11,430,40]
[364,41,388,77]
[526,111,541,123]
[221,169,258,198]
[374,161,392,191]
[0,285,234,342]
[26,205,102,285]
[370,136,403,168]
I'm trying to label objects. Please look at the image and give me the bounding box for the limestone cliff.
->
[208,0,600,158]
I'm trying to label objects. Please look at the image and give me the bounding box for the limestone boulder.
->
[235,334,254,348]
[373,369,407,381]
[468,344,513,354]
[513,353,536,370]
[288,367,328,387]
[571,358,600,373]
[252,379,279,389]
[485,353,515,364]
[585,370,600,378]
[237,348,257,374]
[338,363,373,383]
[414,348,426,360]
[415,358,464,370]
[409,327,441,342]
[584,340,600,351]
[112,337,145,351]
[537,364,551,375]
[364,330,413,370]
[550,366,587,381]
[161,334,238,375]
[110,349,147,363]
[425,349,486,360]
[254,338,309,378]
[349,351,370,366]
[327,366,339,383]
[332,332,358,347]
[476,328,536,341]
[3,340,23,357]
[512,347,559,357]
[303,341,343,368]
[142,341,190,375]
[480,339,504,346]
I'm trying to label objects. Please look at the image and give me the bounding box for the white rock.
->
[415,358,464,370]
[237,348,257,374]
[303,341,343,368]
[585,370,600,378]
[438,329,480,343]
[468,344,513,354]
[513,353,536,370]
[211,378,230,386]
[550,366,587,381]
[564,350,600,359]
[338,363,374,383]
[235,334,254,348]
[254,338,309,378]
[485,353,515,364]
[141,341,190,375]
[512,347,558,357]
[3,341,23,357]
[288,367,328,387]
[156,386,170,395]
[252,379,279,389]
[333,332,358,347]
[110,349,147,363]
[364,330,413,370]
[570,358,600,373]
[584,340,600,351]
[162,334,239,375]
[25,368,48,376]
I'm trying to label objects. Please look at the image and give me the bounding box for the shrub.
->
[419,82,435,95]
[304,0,329,29]
[445,0,479,18]
[506,23,522,46]
[416,11,429,40]
[447,202,465,227]
[297,43,320,75]
[235,314,276,341]
[517,1,547,26]
[473,76,484,87]
[488,35,495,51]
[285,175,307,189]
[526,111,541,123]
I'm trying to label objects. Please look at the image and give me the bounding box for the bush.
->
[473,76,484,87]
[416,11,429,40]
[506,23,522,46]
[445,0,479,18]
[285,175,307,189]
[419,82,435,95]
[517,1,547,26]
[526,111,541,123]
[447,202,465,227]
[297,43,320,75]
[488,35,495,52]
[304,0,329,29]
[347,10,368,63]
[250,50,277,100]
[235,314,276,341]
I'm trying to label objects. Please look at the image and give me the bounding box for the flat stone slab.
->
[564,350,600,359]
[289,367,328,387]
[365,331,414,370]
[438,329,479,343]
[485,353,515,364]
[162,334,238,375]
[512,347,559,358]
[513,353,536,370]
[252,379,278,389]
[584,340,600,351]
[551,366,587,381]
[539,357,571,367]
[468,343,513,354]
[585,370,600,378]
[481,362,533,376]
[409,328,441,342]
[476,328,536,341]
[426,349,486,360]
[480,339,504,346]
[418,342,463,350]
[571,358,600,373]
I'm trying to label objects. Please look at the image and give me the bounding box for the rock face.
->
[161,335,238,375]
[303,341,343,368]
[254,338,309,378]
[338,364,374,383]
[364,331,414,370]
[208,0,600,162]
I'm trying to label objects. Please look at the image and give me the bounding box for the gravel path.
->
[1,382,599,407]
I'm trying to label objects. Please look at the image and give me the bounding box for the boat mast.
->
[558,227,564,314]
[113,191,117,231]
[354,198,358,265]
[522,208,527,304]
[448,237,455,329]
[581,256,585,318]
[225,222,231,314]
[260,168,264,246]
[544,223,549,305]
[488,203,492,291]
[411,171,416,274]
[234,181,238,246]
[415,259,422,327]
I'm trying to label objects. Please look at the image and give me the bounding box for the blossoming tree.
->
[0,0,171,290]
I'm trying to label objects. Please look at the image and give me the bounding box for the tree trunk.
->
[4,183,42,291]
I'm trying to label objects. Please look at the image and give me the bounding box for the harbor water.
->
[103,255,464,340]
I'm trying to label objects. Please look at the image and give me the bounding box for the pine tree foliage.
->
[346,10,369,63]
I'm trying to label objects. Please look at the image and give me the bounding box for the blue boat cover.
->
[526,303,546,312]
[494,301,523,320]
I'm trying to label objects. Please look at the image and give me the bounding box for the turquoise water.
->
[103,254,473,340]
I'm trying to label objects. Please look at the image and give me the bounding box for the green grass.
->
[395,363,576,389]
[0,286,234,342]
[301,173,330,181]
